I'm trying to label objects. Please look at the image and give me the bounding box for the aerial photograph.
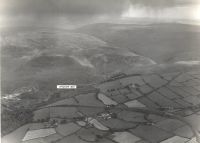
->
[1,0,200,143]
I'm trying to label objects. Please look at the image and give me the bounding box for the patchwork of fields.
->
[2,70,200,143]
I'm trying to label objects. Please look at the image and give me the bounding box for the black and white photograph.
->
[1,0,200,143]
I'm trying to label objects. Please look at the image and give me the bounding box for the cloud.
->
[0,0,199,26]
[121,0,200,21]
[0,0,126,16]
[129,0,199,8]
[1,0,199,16]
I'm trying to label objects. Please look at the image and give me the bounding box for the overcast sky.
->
[0,0,200,28]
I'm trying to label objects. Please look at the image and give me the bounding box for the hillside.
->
[1,28,155,93]
[75,23,200,63]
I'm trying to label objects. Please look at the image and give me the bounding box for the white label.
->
[57,85,77,89]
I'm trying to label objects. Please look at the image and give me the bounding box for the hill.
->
[75,23,200,63]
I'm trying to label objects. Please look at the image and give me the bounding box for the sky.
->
[0,0,200,28]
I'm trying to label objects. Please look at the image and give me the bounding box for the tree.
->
[60,119,66,124]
